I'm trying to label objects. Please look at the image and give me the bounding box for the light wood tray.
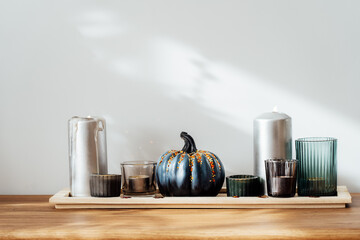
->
[49,186,352,209]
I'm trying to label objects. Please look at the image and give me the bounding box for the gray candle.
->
[128,175,150,193]
[254,107,292,194]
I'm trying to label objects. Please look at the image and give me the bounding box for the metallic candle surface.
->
[253,108,292,195]
[128,175,150,193]
[68,116,108,197]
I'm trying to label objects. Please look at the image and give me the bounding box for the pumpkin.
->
[156,132,225,196]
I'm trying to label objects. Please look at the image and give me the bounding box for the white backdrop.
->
[1,0,359,194]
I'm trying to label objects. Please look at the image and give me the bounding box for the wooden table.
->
[0,194,360,239]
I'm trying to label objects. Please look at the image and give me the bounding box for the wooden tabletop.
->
[0,194,360,239]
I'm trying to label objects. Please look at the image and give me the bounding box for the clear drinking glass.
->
[265,159,297,197]
[296,137,337,196]
[121,161,157,196]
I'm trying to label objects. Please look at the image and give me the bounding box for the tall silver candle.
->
[69,116,108,197]
[253,107,292,195]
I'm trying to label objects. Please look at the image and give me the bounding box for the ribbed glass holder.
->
[226,175,261,197]
[90,174,121,197]
[295,137,337,196]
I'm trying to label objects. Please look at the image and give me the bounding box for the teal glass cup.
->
[296,137,337,196]
[226,175,261,197]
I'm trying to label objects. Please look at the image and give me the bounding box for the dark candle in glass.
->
[265,159,297,197]
[269,176,296,197]
[307,177,326,196]
[121,161,157,197]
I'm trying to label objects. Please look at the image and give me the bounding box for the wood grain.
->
[1,194,360,239]
[49,186,351,209]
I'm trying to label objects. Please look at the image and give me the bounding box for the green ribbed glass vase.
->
[295,137,337,196]
[226,175,261,197]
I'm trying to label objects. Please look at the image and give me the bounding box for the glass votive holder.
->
[296,137,337,196]
[121,161,157,197]
[265,159,297,197]
[226,175,261,197]
[90,174,121,197]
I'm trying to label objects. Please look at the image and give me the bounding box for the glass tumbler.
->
[296,137,337,196]
[121,161,156,196]
[265,159,297,197]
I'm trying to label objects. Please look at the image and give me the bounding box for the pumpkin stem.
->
[180,132,197,154]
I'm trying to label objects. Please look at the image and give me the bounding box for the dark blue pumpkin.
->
[156,132,225,196]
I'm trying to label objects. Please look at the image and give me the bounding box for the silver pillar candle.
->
[69,116,108,197]
[253,108,292,195]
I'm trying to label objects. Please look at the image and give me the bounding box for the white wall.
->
[1,0,359,194]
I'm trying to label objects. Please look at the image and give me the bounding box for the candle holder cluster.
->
[251,109,338,198]
[67,112,338,199]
